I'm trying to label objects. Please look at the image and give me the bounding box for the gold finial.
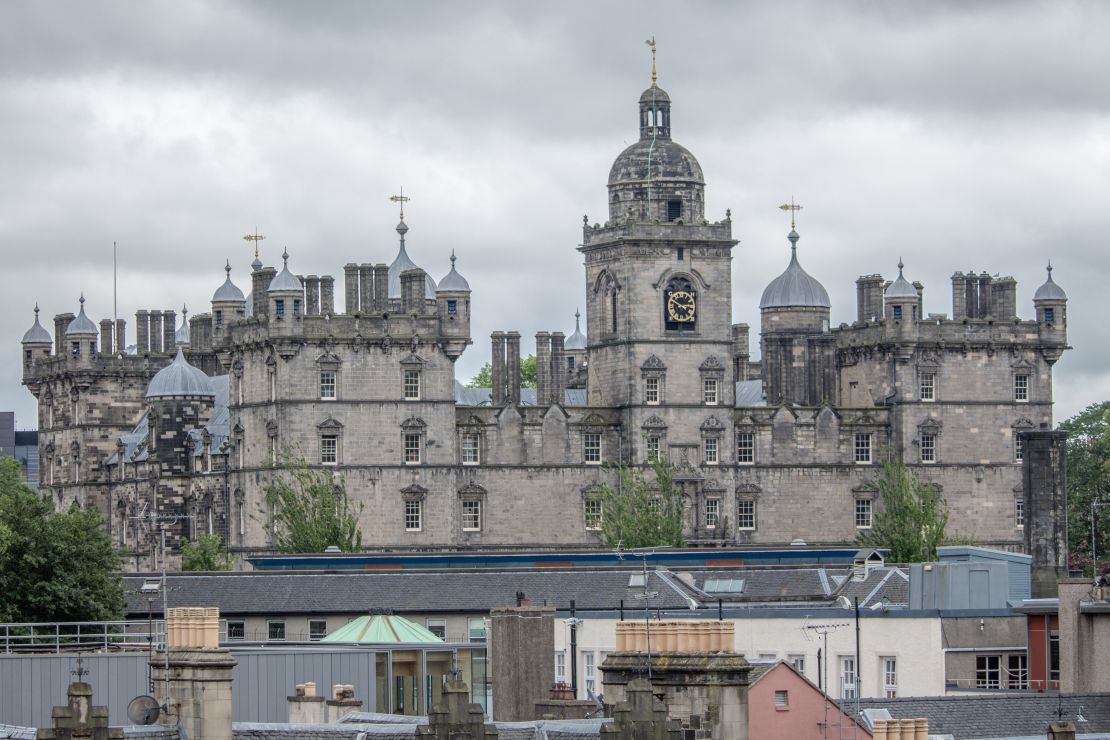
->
[390,187,411,222]
[645,37,657,85]
[779,197,802,230]
[242,228,266,259]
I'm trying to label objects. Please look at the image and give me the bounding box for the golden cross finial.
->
[645,37,657,85]
[390,187,411,222]
[779,197,802,230]
[242,228,266,259]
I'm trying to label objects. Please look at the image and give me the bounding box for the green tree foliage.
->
[180,533,234,571]
[1059,401,1110,574]
[263,453,363,553]
[0,458,124,622]
[465,355,537,388]
[857,460,949,562]
[591,458,686,549]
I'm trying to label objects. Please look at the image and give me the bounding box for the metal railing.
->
[0,620,164,654]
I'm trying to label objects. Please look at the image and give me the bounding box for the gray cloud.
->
[2,0,1107,429]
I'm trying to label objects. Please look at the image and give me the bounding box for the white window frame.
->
[584,651,596,697]
[737,431,755,465]
[583,433,602,465]
[855,498,873,529]
[1016,498,1024,528]
[319,370,336,400]
[468,617,487,643]
[920,432,936,464]
[425,619,447,640]
[703,377,718,405]
[645,376,660,405]
[646,434,661,462]
[840,656,857,700]
[854,432,872,464]
[555,651,566,683]
[1014,433,1025,463]
[268,620,286,642]
[309,619,328,642]
[919,372,935,402]
[404,499,422,532]
[1014,374,1029,403]
[462,499,482,532]
[584,499,603,530]
[226,620,245,641]
[403,433,422,464]
[883,656,898,698]
[976,655,1001,689]
[320,434,338,465]
[403,369,421,400]
[774,689,789,708]
[461,432,480,465]
[705,498,720,529]
[738,500,756,531]
[789,654,805,674]
[704,437,719,465]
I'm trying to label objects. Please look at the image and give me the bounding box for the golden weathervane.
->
[645,37,657,85]
[779,198,802,230]
[390,188,411,222]
[242,228,266,259]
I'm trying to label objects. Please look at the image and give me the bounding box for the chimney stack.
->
[535,332,551,406]
[373,265,389,311]
[491,332,506,406]
[115,319,126,356]
[320,275,335,315]
[162,310,176,353]
[99,319,114,355]
[359,265,374,313]
[343,264,359,314]
[550,332,566,406]
[135,310,150,354]
[506,332,522,407]
[305,276,320,316]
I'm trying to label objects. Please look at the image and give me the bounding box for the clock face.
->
[667,290,696,322]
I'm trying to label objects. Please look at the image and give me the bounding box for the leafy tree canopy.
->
[1059,401,1110,574]
[181,533,234,571]
[590,458,686,550]
[466,354,537,389]
[857,460,949,563]
[0,458,124,622]
[263,453,363,553]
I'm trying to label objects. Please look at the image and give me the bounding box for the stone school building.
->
[20,70,1070,567]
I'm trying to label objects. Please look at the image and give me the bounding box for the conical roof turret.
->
[1034,262,1067,301]
[759,230,831,309]
[64,295,98,336]
[146,349,214,398]
[22,304,52,344]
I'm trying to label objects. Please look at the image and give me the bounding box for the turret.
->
[1033,262,1067,364]
[267,250,304,335]
[884,259,921,344]
[175,306,191,349]
[564,310,586,382]
[436,251,472,360]
[211,261,246,345]
[63,295,99,359]
[145,349,215,477]
[21,304,52,377]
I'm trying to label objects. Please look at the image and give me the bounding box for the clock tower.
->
[579,73,738,475]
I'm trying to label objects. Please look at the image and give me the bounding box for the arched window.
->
[664,276,697,332]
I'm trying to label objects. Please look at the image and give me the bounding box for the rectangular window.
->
[214,309,223,327]
[774,689,789,708]
[666,200,682,222]
[1014,374,1029,402]
[883,657,898,698]
[584,499,603,530]
[555,652,566,683]
[737,431,755,464]
[584,433,602,464]
[319,370,336,399]
[268,621,286,641]
[404,434,422,464]
[703,378,718,405]
[704,437,718,465]
[468,617,487,643]
[403,369,421,400]
[646,435,660,462]
[293,298,302,317]
[1044,307,1055,323]
[645,376,660,404]
[840,656,857,700]
[462,499,482,532]
[856,498,873,529]
[1016,498,1024,528]
[425,619,446,640]
[567,356,575,369]
[274,299,285,317]
[226,621,245,640]
[462,433,480,464]
[1014,433,1025,462]
[309,619,328,641]
[1049,631,1060,682]
[705,498,720,529]
[1007,654,1028,689]
[738,500,756,530]
[854,432,872,464]
[893,304,903,321]
[584,652,596,696]
[976,655,1001,689]
[789,654,805,674]
[920,432,936,463]
[447,299,457,316]
[404,500,422,531]
[320,434,338,465]
[919,372,935,401]
[72,341,81,356]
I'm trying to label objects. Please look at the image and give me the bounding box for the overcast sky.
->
[3,1,1108,430]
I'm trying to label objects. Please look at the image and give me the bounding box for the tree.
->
[0,458,124,623]
[1059,401,1110,575]
[466,354,537,388]
[180,533,234,571]
[263,453,363,553]
[857,460,949,563]
[591,458,686,549]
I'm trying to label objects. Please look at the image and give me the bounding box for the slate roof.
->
[338,714,605,740]
[234,723,416,739]
[145,349,214,398]
[835,567,910,608]
[686,568,836,604]
[857,693,1110,739]
[734,379,766,407]
[759,231,831,309]
[20,307,51,344]
[452,382,587,407]
[122,570,693,616]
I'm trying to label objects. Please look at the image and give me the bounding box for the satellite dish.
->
[127,695,161,725]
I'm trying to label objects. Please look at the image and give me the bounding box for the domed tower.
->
[21,304,52,378]
[564,310,587,379]
[884,260,922,344]
[759,228,835,406]
[211,261,247,346]
[267,250,304,335]
[436,250,472,360]
[1033,262,1067,364]
[145,349,216,479]
[64,295,99,359]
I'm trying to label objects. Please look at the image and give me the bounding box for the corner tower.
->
[580,62,736,471]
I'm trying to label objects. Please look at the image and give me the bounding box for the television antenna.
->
[615,544,669,680]
[802,617,852,740]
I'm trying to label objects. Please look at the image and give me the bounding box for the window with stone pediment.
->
[641,355,666,405]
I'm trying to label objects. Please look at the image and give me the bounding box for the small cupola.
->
[1034,262,1067,302]
[22,303,52,346]
[437,251,471,292]
[268,249,304,320]
[884,259,920,322]
[64,295,98,336]
[565,310,586,351]
[639,38,670,141]
[146,348,214,399]
[175,305,190,347]
[759,229,831,311]
[1033,262,1067,328]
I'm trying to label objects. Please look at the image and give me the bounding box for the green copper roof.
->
[321,614,444,644]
